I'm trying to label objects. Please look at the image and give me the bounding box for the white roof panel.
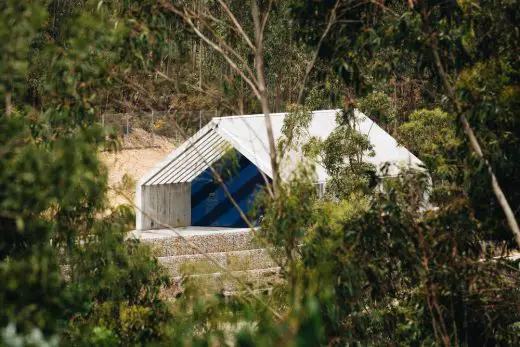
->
[140,109,423,186]
[213,110,338,182]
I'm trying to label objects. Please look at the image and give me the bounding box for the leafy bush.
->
[357,91,396,132]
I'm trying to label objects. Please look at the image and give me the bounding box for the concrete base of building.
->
[132,226,283,297]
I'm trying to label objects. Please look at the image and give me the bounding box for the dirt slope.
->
[100,128,176,207]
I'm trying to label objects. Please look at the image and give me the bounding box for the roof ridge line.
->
[213,109,341,120]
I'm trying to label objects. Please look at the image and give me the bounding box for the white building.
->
[136,109,422,231]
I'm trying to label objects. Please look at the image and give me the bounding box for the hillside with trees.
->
[1,0,519,345]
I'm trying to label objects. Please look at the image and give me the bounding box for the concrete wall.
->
[136,182,191,230]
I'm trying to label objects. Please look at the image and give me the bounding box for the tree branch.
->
[252,0,279,194]
[418,2,520,248]
[164,0,279,195]
[154,69,238,113]
[297,0,340,105]
[193,12,259,84]
[217,0,255,50]
[5,92,12,118]
[260,0,273,42]
[162,2,262,100]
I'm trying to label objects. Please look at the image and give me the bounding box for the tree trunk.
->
[252,0,279,194]
[5,92,12,118]
[419,2,520,248]
[275,78,281,112]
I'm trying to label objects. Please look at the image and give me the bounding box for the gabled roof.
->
[140,109,423,186]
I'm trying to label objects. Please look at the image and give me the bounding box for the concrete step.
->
[158,248,278,277]
[176,267,282,293]
[133,227,260,257]
[220,287,274,297]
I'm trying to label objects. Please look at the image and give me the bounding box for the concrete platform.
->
[174,267,282,294]
[132,227,285,296]
[131,226,253,240]
[132,226,260,257]
[159,248,278,277]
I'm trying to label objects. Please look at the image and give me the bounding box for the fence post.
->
[101,114,106,151]
[151,110,154,147]
[175,111,180,144]
[199,110,202,130]
[125,115,129,146]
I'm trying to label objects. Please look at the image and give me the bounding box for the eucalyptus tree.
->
[292,0,520,246]
[0,1,171,344]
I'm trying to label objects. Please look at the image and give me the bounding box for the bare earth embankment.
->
[100,128,176,207]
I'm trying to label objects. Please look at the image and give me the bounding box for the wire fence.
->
[100,110,220,149]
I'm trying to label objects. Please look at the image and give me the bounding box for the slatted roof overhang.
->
[142,122,232,186]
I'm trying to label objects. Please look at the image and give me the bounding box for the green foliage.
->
[0,1,171,345]
[255,165,520,345]
[60,207,172,345]
[320,111,376,200]
[357,91,396,132]
[456,59,520,243]
[215,147,241,182]
[286,0,520,344]
[280,94,377,200]
[398,109,462,184]
[0,0,46,108]
[278,104,313,156]
[257,165,318,253]
[294,0,520,239]
[1,323,59,347]
[334,171,520,345]
[0,107,107,338]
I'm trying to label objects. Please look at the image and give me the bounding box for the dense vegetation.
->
[1,0,519,345]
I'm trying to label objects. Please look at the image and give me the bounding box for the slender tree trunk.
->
[275,78,281,112]
[5,92,12,118]
[419,2,520,248]
[252,0,279,194]
[297,0,339,105]
[238,78,244,114]
[199,44,203,88]
[192,40,196,71]
[198,0,203,88]
[168,0,277,196]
